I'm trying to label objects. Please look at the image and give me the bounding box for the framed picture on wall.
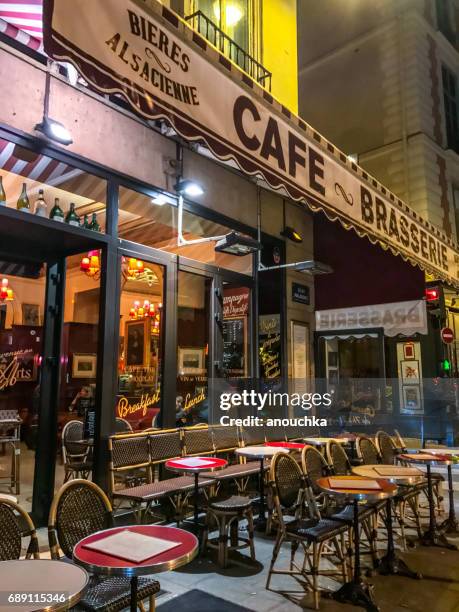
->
[125,320,148,367]
[401,360,420,383]
[291,321,310,394]
[22,303,40,326]
[402,385,422,413]
[178,347,206,375]
[72,353,97,379]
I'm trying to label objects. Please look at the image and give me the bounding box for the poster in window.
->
[222,318,247,377]
[259,314,281,379]
[125,320,147,367]
[291,321,309,394]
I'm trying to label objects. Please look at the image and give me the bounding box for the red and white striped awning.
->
[0,0,43,51]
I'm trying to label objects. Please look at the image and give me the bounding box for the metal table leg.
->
[421,464,457,550]
[440,464,459,536]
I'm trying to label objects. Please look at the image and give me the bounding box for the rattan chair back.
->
[301,445,329,495]
[375,431,397,464]
[356,436,380,464]
[115,417,133,433]
[48,479,113,560]
[285,424,305,441]
[210,425,240,452]
[269,452,304,530]
[0,499,39,560]
[62,420,85,461]
[241,426,265,446]
[111,435,151,469]
[326,441,351,475]
[149,430,182,463]
[182,426,214,456]
[264,424,286,442]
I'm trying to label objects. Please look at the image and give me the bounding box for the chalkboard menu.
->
[259,314,281,379]
[83,400,96,439]
[223,318,245,376]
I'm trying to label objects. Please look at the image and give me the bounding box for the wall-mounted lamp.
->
[34,64,73,146]
[175,178,261,255]
[280,226,303,243]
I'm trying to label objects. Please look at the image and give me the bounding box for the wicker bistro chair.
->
[357,435,424,547]
[182,426,214,456]
[109,430,212,523]
[0,498,40,561]
[62,420,93,483]
[321,443,380,569]
[115,417,133,434]
[375,431,399,465]
[265,424,287,443]
[48,480,160,612]
[202,495,256,568]
[241,427,266,446]
[266,453,348,610]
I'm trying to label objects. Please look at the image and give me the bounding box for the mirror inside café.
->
[0,261,46,511]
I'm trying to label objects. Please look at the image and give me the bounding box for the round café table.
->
[165,456,227,528]
[302,437,349,447]
[74,524,198,612]
[400,453,457,550]
[422,448,459,536]
[264,441,306,449]
[236,445,289,529]
[353,464,424,579]
[0,559,88,612]
[317,475,397,612]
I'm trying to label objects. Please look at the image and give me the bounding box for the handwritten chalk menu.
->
[223,318,245,376]
[259,315,281,379]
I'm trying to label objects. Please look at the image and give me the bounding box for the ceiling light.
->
[280,226,303,243]
[215,231,261,256]
[35,116,73,146]
[213,1,243,26]
[175,179,204,197]
[293,260,333,275]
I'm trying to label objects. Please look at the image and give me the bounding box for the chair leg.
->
[218,515,227,569]
[266,532,284,590]
[149,595,155,612]
[290,540,299,570]
[246,509,256,561]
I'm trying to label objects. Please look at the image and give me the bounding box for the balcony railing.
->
[185,10,272,91]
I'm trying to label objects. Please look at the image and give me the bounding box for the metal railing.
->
[185,10,272,91]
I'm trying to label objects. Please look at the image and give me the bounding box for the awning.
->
[316,299,428,337]
[42,0,459,286]
[0,0,43,47]
[321,333,379,340]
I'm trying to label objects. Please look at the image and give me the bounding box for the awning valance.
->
[316,300,428,337]
[43,0,459,287]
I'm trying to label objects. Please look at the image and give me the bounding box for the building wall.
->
[0,41,314,378]
[298,0,459,242]
[262,0,298,113]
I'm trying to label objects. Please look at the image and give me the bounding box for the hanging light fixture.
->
[129,300,162,331]
[80,250,101,279]
[0,278,14,302]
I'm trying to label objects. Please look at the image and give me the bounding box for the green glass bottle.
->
[83,214,90,229]
[34,189,48,217]
[49,197,64,222]
[65,202,80,227]
[89,212,101,232]
[0,176,6,207]
[17,183,30,212]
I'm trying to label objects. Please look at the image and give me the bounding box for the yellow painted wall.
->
[262,0,298,113]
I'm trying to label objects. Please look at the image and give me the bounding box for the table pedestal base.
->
[440,516,459,536]
[420,529,458,550]
[377,554,421,579]
[333,580,379,612]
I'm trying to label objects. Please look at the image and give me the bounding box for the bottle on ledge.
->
[0,176,6,206]
[34,189,48,217]
[83,214,90,229]
[17,183,30,212]
[89,212,101,232]
[65,202,80,227]
[49,197,64,222]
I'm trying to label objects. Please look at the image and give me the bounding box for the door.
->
[177,259,254,426]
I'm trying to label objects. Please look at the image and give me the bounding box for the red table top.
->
[73,525,198,577]
[265,441,305,449]
[165,456,227,472]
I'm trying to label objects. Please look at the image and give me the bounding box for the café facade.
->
[0,0,458,523]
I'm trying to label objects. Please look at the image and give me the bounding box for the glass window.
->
[0,261,46,511]
[118,186,253,274]
[54,252,101,488]
[222,281,251,379]
[442,65,459,153]
[176,271,211,426]
[0,137,107,233]
[116,257,165,432]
